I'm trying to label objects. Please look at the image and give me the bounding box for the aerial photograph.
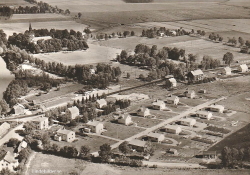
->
[0,0,250,174]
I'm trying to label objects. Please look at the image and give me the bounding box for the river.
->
[0,56,14,99]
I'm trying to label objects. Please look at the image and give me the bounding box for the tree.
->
[127,73,130,79]
[223,52,234,66]
[188,54,197,62]
[7,138,19,147]
[78,12,82,19]
[238,37,245,47]
[98,143,112,162]
[119,141,131,155]
[0,168,14,175]
[18,148,30,162]
[0,99,9,114]
[144,141,156,156]
[80,145,91,158]
[131,31,135,36]
[221,146,232,167]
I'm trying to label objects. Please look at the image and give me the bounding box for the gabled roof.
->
[137,106,149,113]
[119,113,131,120]
[239,64,248,70]
[97,99,107,106]
[152,100,165,106]
[209,105,224,109]
[129,139,146,147]
[147,132,164,138]
[180,118,196,123]
[67,106,79,114]
[223,67,231,72]
[190,69,204,76]
[57,128,74,135]
[19,141,27,148]
[164,125,181,130]
[196,111,211,115]
[87,121,103,127]
[167,78,177,83]
[13,103,25,109]
[4,151,16,163]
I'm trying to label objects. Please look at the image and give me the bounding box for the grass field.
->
[130,116,162,128]
[0,0,31,6]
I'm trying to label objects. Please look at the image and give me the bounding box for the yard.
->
[130,116,163,128]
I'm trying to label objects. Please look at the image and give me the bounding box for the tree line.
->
[141,27,191,38]
[0,6,14,18]
[95,30,135,41]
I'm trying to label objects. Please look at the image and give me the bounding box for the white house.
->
[164,125,182,135]
[238,64,248,73]
[96,99,107,109]
[209,105,224,113]
[86,121,104,134]
[221,67,231,75]
[179,118,196,127]
[31,116,49,130]
[90,68,95,75]
[147,133,165,143]
[184,90,196,99]
[152,100,166,110]
[0,151,19,172]
[55,128,75,142]
[17,141,27,153]
[12,103,25,115]
[165,95,179,105]
[196,111,213,120]
[168,148,178,155]
[65,106,79,120]
[118,113,133,126]
[128,140,147,152]
[137,107,150,117]
[166,77,177,88]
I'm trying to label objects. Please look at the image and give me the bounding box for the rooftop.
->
[57,128,74,135]
[87,121,103,127]
[67,106,79,114]
[152,100,165,106]
[147,132,163,138]
[190,69,204,76]
[164,124,181,130]
[129,139,146,147]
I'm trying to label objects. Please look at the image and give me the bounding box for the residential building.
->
[152,100,166,110]
[187,69,204,81]
[168,148,178,155]
[56,128,75,142]
[202,151,217,159]
[96,99,107,109]
[179,118,196,127]
[221,67,231,75]
[164,125,182,135]
[196,111,213,120]
[17,141,27,153]
[209,105,224,113]
[165,95,179,105]
[137,107,150,117]
[184,90,196,99]
[12,103,25,115]
[0,122,10,138]
[0,151,19,172]
[166,77,177,88]
[90,68,95,74]
[238,64,248,73]
[65,106,79,120]
[118,113,133,126]
[86,121,104,134]
[147,133,165,143]
[31,116,49,130]
[129,140,147,152]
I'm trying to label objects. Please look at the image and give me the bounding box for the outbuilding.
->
[187,69,204,82]
[166,77,177,88]
[12,103,25,115]
[96,99,107,109]
[0,122,10,138]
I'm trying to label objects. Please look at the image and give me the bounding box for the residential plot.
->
[130,116,163,128]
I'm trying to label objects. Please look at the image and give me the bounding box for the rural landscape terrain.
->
[0,0,250,175]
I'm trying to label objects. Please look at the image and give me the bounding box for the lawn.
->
[130,116,162,128]
[0,0,31,6]
[103,122,145,140]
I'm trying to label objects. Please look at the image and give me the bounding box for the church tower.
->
[29,22,32,32]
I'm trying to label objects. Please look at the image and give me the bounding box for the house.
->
[65,106,79,120]
[187,69,204,81]
[165,95,179,105]
[221,67,231,75]
[0,151,19,172]
[196,111,213,120]
[184,90,196,99]
[137,107,150,117]
[0,122,10,138]
[90,68,95,74]
[167,148,178,155]
[164,125,182,135]
[166,77,177,88]
[12,103,25,115]
[179,118,196,127]
[238,64,248,73]
[96,99,107,109]
[17,141,27,153]
[152,100,166,110]
[202,151,217,159]
[56,128,75,142]
[118,113,133,126]
[86,121,104,134]
[31,116,49,130]
[147,133,165,143]
[209,105,224,113]
[198,89,206,94]
[129,140,147,152]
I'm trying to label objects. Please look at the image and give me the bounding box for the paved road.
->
[0,124,24,146]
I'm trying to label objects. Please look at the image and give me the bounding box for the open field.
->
[0,0,31,6]
[130,116,162,128]
[33,44,122,65]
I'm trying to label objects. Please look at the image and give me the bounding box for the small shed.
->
[202,151,217,159]
[168,148,178,155]
[17,141,27,153]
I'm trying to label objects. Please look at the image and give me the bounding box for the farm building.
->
[118,113,133,126]
[196,111,213,120]
[137,107,150,117]
[17,141,27,153]
[65,106,79,120]
[129,140,147,152]
[166,77,177,88]
[164,125,182,135]
[209,105,224,113]
[31,116,49,130]
[86,121,104,134]
[202,151,217,159]
[238,64,248,73]
[55,128,75,142]
[179,118,196,127]
[12,103,25,115]
[0,151,19,172]
[184,90,196,99]
[167,148,178,155]
[152,100,166,110]
[187,69,204,81]
[147,133,165,143]
[221,67,232,75]
[89,68,96,74]
[165,95,179,105]
[0,122,10,138]
[96,99,107,109]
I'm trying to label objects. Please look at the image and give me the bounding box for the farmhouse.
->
[31,116,49,130]
[179,118,196,127]
[0,122,10,138]
[147,133,165,143]
[208,105,224,113]
[96,99,107,109]
[184,90,196,99]
[65,106,79,120]
[55,128,75,142]
[17,141,27,153]
[187,69,204,81]
[221,67,231,75]
[118,113,133,126]
[166,77,177,88]
[152,100,166,110]
[12,103,25,115]
[0,151,19,172]
[165,95,179,105]
[164,125,182,135]
[129,140,147,152]
[86,121,104,134]
[137,107,150,117]
[196,111,213,120]
[238,64,248,73]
